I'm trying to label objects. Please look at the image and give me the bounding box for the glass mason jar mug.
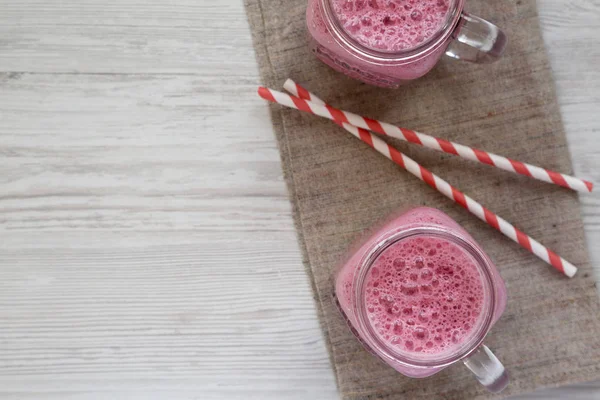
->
[307,0,507,87]
[335,207,509,392]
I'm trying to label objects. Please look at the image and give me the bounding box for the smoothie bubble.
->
[393,320,404,334]
[420,283,433,294]
[414,256,425,269]
[413,327,429,340]
[410,10,423,21]
[393,258,405,270]
[400,284,419,296]
[421,269,433,281]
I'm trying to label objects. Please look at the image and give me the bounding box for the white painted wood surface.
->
[0,1,598,399]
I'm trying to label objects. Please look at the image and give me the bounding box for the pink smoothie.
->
[363,235,484,355]
[331,0,451,52]
[334,207,506,377]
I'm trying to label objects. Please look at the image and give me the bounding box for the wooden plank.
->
[0,0,256,75]
[0,233,337,400]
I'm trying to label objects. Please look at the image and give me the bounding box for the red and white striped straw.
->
[284,79,327,106]
[278,80,578,278]
[259,83,593,193]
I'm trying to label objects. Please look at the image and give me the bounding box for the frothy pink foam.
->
[363,235,484,355]
[331,0,451,51]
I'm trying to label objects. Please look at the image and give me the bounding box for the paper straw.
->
[283,79,328,106]
[259,84,593,193]
[279,80,578,278]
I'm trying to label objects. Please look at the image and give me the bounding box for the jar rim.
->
[352,226,495,368]
[319,0,464,63]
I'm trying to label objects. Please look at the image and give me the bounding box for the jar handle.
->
[445,13,507,63]
[463,344,509,392]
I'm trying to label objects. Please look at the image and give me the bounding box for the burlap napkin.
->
[244,0,600,398]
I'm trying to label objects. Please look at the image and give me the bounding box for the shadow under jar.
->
[307,0,507,87]
[335,207,509,392]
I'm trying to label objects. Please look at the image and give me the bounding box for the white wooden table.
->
[0,1,598,399]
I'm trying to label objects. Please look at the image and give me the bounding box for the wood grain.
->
[0,0,598,399]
